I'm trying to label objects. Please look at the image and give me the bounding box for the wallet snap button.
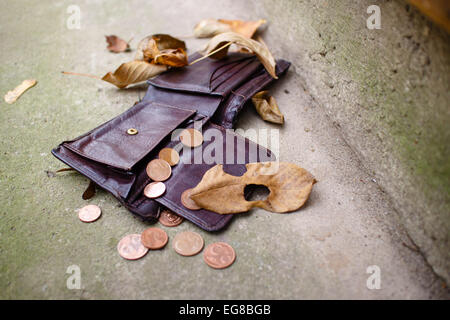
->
[127,128,138,135]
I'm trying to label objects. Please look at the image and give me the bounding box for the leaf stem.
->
[61,71,101,80]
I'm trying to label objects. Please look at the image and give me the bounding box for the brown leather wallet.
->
[52,52,290,231]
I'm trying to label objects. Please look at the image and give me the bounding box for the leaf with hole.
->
[190,162,316,214]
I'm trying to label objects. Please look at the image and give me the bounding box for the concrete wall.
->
[249,0,449,282]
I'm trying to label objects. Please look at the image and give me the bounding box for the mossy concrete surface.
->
[255,0,450,283]
[0,0,448,299]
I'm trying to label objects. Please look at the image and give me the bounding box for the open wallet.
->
[52,52,290,231]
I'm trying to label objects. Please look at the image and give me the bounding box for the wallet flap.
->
[148,52,261,97]
[63,101,195,171]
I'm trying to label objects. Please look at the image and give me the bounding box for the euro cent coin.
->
[143,182,166,199]
[179,128,203,148]
[203,242,236,269]
[173,231,204,256]
[146,159,172,181]
[117,234,149,260]
[141,227,168,250]
[159,209,184,227]
[78,204,102,223]
[181,188,201,211]
[158,148,180,166]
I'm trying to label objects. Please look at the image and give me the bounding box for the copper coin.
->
[172,231,204,256]
[146,159,172,181]
[181,188,201,211]
[158,148,180,166]
[143,181,166,199]
[141,227,168,249]
[159,209,184,227]
[203,242,236,269]
[78,204,102,223]
[117,234,149,260]
[179,128,203,148]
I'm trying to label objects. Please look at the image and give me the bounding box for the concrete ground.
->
[0,0,448,299]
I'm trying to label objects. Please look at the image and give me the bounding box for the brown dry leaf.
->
[4,79,37,104]
[154,48,188,67]
[218,19,266,38]
[190,162,316,214]
[102,60,168,89]
[82,180,96,200]
[105,35,130,53]
[135,34,186,62]
[252,91,284,124]
[193,19,232,38]
[201,32,277,78]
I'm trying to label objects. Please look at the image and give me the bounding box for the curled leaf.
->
[102,60,167,89]
[154,48,188,67]
[135,34,186,62]
[252,91,284,124]
[201,32,277,78]
[4,79,37,104]
[218,19,266,38]
[190,162,316,214]
[105,35,130,53]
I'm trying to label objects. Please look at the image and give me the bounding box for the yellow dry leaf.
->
[218,19,266,38]
[102,61,167,89]
[252,91,284,124]
[194,19,266,38]
[193,19,232,38]
[135,34,186,62]
[4,79,37,104]
[201,32,277,78]
[190,162,316,214]
[154,48,188,67]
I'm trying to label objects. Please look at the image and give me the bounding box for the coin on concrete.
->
[173,231,204,256]
[158,148,180,166]
[181,188,201,211]
[117,234,149,260]
[78,204,102,223]
[159,209,184,227]
[141,227,168,250]
[179,128,203,148]
[143,181,166,199]
[203,242,236,269]
[146,159,172,181]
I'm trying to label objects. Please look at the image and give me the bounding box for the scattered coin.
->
[117,234,149,260]
[78,204,102,223]
[158,148,180,166]
[173,231,204,256]
[179,128,203,148]
[159,209,184,227]
[141,227,168,250]
[146,159,172,181]
[203,242,236,269]
[181,188,201,211]
[143,181,166,199]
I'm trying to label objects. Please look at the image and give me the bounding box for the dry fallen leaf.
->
[135,34,186,62]
[102,60,168,88]
[4,79,37,104]
[194,19,266,38]
[193,19,232,38]
[82,180,96,200]
[105,35,130,53]
[201,32,277,78]
[190,162,316,214]
[154,48,188,67]
[252,91,284,124]
[218,19,266,38]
